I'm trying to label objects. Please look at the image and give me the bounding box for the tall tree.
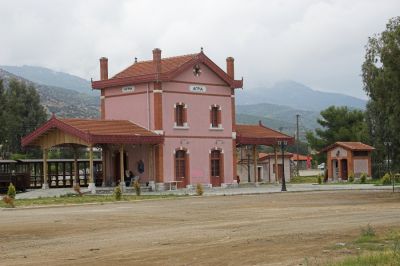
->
[3,79,47,154]
[0,80,6,156]
[306,106,368,161]
[362,16,400,170]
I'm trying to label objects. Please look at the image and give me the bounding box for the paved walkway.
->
[15,183,397,199]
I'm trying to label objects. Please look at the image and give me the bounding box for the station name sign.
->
[189,85,207,93]
[121,86,135,93]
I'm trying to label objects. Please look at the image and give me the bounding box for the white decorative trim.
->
[153,89,163,93]
[232,132,237,139]
[100,96,105,99]
[209,127,224,131]
[173,125,189,130]
[153,130,164,135]
[231,95,235,98]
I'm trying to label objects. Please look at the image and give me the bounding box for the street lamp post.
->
[384,141,393,192]
[278,140,288,192]
[246,146,251,183]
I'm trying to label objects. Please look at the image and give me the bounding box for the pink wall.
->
[104,83,152,129]
[103,62,236,185]
[163,138,234,185]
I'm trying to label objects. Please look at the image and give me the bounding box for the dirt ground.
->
[0,190,399,266]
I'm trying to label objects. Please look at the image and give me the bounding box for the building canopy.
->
[21,115,163,149]
[236,122,294,146]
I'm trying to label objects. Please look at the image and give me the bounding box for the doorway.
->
[340,159,348,180]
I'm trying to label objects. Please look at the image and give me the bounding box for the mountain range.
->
[0,68,99,118]
[0,65,368,134]
[236,80,366,111]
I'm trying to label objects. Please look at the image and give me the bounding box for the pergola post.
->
[253,145,258,184]
[120,144,126,191]
[73,146,79,187]
[87,145,96,194]
[274,145,279,183]
[42,148,49,189]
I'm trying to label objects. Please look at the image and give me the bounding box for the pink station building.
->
[22,48,293,192]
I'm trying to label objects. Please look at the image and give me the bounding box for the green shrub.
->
[360,173,367,184]
[317,175,322,184]
[114,186,122,201]
[381,173,391,185]
[7,183,16,199]
[361,224,376,237]
[348,174,354,183]
[196,183,204,196]
[133,180,141,196]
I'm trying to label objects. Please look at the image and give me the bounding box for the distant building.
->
[321,142,374,180]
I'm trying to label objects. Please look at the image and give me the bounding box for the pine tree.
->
[4,79,47,154]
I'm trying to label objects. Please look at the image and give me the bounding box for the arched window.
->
[211,150,221,177]
[175,150,186,178]
[210,105,221,128]
[174,103,187,127]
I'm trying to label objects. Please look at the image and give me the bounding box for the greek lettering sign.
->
[122,86,135,93]
[189,85,206,93]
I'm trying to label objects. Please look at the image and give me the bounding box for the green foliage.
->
[113,186,122,201]
[362,16,400,169]
[133,180,141,196]
[360,173,367,184]
[306,106,368,162]
[196,183,204,196]
[0,79,47,156]
[348,174,354,183]
[317,175,322,184]
[290,175,318,184]
[7,183,16,199]
[360,224,376,239]
[381,173,392,185]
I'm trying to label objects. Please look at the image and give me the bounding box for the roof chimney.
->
[99,57,108,80]
[152,48,162,75]
[226,57,234,79]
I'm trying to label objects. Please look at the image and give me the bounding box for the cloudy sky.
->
[0,0,399,99]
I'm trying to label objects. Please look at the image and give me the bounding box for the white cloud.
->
[0,0,399,98]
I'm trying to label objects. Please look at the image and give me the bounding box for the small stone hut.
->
[321,142,374,180]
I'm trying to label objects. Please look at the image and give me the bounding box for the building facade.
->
[22,48,294,191]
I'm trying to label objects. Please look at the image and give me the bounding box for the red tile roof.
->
[114,54,198,78]
[236,123,294,146]
[60,118,157,136]
[22,116,163,147]
[91,51,243,89]
[321,142,375,153]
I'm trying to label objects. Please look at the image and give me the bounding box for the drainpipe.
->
[147,83,150,130]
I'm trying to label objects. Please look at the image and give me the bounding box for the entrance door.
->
[341,159,348,179]
[175,150,188,189]
[210,150,222,187]
[273,164,283,182]
[114,152,127,185]
[257,166,263,182]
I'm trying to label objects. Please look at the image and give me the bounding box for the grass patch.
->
[0,194,186,208]
[327,225,400,266]
[290,175,318,184]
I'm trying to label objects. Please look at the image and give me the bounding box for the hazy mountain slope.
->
[0,65,97,96]
[236,103,320,131]
[236,113,295,133]
[236,80,366,111]
[0,68,99,118]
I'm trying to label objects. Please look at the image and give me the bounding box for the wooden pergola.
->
[22,115,163,192]
[236,122,294,183]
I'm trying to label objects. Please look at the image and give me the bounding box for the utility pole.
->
[296,114,300,176]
